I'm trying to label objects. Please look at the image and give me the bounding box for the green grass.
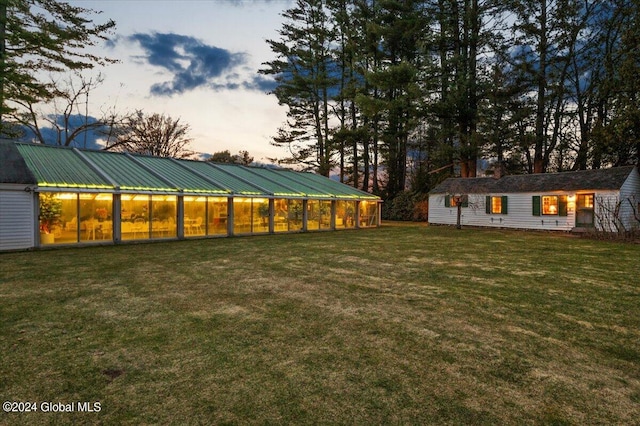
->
[1,223,639,425]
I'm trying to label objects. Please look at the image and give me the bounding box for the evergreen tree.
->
[597,0,640,166]
[357,0,427,198]
[0,0,116,131]
[260,0,338,176]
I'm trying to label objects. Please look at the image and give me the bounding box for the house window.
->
[577,194,594,209]
[486,196,508,214]
[542,196,558,215]
[492,197,502,214]
[446,195,468,208]
[532,195,568,216]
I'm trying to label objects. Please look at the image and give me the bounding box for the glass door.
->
[576,194,595,227]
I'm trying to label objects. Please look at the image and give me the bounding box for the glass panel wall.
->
[359,201,378,228]
[336,200,356,229]
[307,200,332,230]
[274,198,303,232]
[252,198,270,234]
[288,199,303,231]
[307,200,320,230]
[233,197,252,234]
[39,192,77,245]
[39,192,115,245]
[121,194,150,240]
[79,193,113,242]
[151,195,176,238]
[319,200,332,230]
[208,197,228,236]
[274,198,288,232]
[39,192,376,246]
[184,196,207,237]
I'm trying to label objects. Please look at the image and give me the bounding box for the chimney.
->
[493,162,506,179]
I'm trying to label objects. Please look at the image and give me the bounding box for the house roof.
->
[0,140,37,185]
[0,140,379,201]
[430,166,638,194]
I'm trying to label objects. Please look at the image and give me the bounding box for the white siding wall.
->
[0,187,35,251]
[618,168,640,230]
[428,169,640,233]
[430,192,577,231]
[593,191,623,232]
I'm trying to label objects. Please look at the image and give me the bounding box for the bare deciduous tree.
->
[8,72,121,146]
[105,110,194,159]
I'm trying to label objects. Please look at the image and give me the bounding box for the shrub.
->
[382,191,428,221]
[412,196,429,221]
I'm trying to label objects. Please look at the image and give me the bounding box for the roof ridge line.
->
[168,158,230,194]
[124,153,180,191]
[206,162,273,196]
[262,168,334,197]
[72,148,119,190]
[237,165,306,197]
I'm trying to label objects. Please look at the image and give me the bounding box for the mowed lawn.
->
[1,224,639,425]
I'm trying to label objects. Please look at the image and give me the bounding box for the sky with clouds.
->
[67,0,292,162]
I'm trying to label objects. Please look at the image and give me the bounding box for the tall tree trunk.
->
[534,0,547,174]
[372,118,379,193]
[352,101,361,189]
[0,1,6,125]
[466,0,479,177]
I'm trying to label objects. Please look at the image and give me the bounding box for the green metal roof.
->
[275,169,380,200]
[177,161,265,195]
[5,142,381,201]
[213,164,304,197]
[132,155,229,194]
[82,150,176,192]
[251,167,333,198]
[15,143,112,189]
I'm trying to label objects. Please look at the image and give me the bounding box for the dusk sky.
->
[68,0,292,163]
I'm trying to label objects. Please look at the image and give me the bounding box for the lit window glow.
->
[491,197,502,214]
[542,196,559,215]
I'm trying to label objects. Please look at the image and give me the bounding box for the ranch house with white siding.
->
[428,166,640,233]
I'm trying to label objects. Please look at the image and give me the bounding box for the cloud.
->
[123,32,274,96]
[244,75,278,93]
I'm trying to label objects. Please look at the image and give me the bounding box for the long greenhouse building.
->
[0,140,381,251]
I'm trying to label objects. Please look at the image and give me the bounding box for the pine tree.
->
[260,0,338,176]
[0,0,116,131]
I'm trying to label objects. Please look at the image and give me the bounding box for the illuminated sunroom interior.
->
[3,142,381,247]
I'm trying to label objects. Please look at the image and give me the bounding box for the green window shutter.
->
[461,195,469,208]
[445,195,451,208]
[501,196,508,214]
[486,196,491,214]
[558,195,568,216]
[532,196,541,216]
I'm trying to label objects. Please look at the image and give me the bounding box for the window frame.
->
[532,195,568,217]
[445,194,468,208]
[485,195,508,215]
[542,195,559,215]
